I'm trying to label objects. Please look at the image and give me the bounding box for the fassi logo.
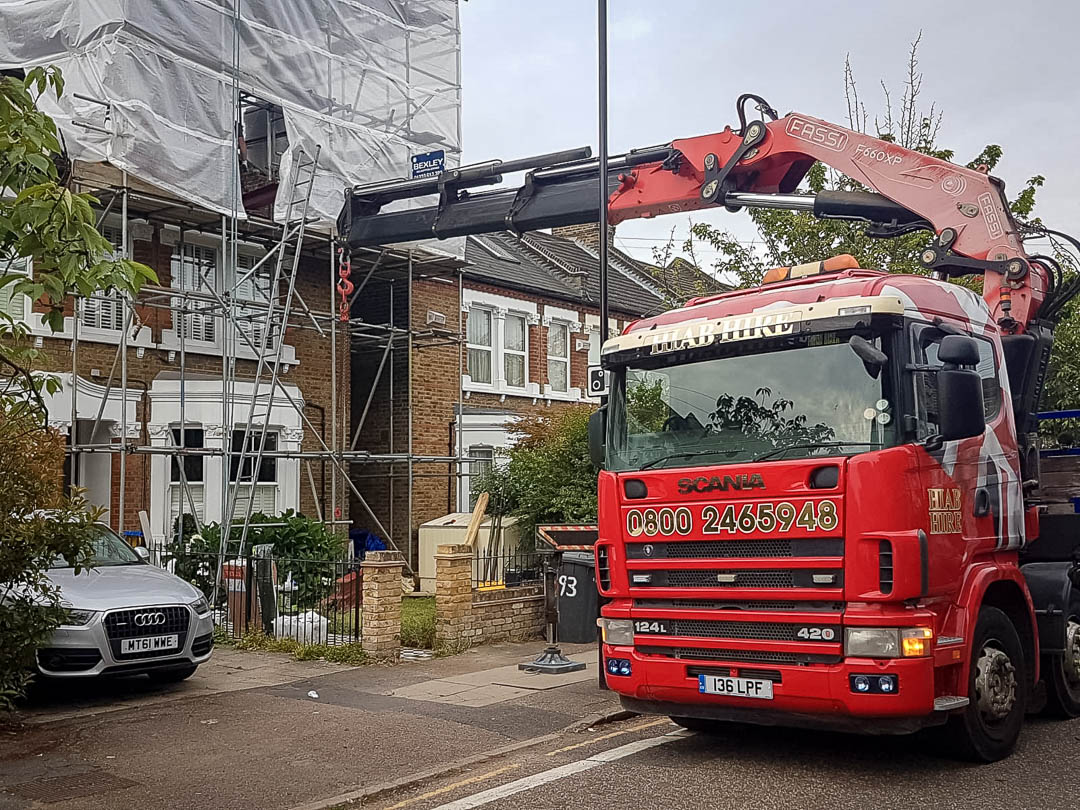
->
[677,474,765,494]
[785,116,849,152]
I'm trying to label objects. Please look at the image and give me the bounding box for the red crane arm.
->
[607,113,1044,333]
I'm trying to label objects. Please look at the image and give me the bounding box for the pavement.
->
[0,642,613,810]
[3,645,1080,810]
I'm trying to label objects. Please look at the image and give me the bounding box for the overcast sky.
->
[459,1,1080,276]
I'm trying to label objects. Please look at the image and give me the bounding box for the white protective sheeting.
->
[0,0,461,229]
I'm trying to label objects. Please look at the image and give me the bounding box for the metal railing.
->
[472,547,544,591]
[163,549,362,645]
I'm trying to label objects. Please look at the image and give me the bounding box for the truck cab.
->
[592,262,1065,761]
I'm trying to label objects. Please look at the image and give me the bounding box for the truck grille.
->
[104,606,190,660]
[627,538,843,560]
[657,619,840,642]
[639,645,841,666]
[635,569,842,589]
[634,599,844,612]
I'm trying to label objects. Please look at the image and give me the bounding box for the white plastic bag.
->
[272,610,328,644]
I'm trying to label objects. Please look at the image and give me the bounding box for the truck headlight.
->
[845,628,899,658]
[845,627,934,658]
[598,618,634,646]
[62,608,98,627]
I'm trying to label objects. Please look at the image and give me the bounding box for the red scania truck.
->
[339,94,1080,761]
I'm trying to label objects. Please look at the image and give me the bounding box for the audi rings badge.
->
[133,612,167,627]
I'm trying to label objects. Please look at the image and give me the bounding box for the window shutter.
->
[172,243,218,343]
[169,483,206,527]
[0,257,30,322]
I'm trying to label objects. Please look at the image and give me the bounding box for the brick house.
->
[349,224,721,564]
[4,162,348,545]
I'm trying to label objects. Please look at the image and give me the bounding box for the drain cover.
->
[7,770,138,803]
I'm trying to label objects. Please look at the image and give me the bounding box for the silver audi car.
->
[39,524,214,681]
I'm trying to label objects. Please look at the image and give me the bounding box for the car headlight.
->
[598,618,634,646]
[189,596,211,616]
[845,627,933,658]
[63,608,98,627]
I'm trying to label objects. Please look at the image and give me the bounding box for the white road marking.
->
[429,729,691,810]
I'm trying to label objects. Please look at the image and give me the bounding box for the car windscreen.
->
[50,525,143,568]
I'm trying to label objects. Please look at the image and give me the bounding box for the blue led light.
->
[878,676,895,693]
[607,659,620,675]
[618,660,632,677]
[853,675,871,693]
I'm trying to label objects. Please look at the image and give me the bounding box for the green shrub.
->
[164,510,346,610]
[401,596,435,649]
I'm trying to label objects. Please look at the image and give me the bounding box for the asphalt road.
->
[367,713,1080,810]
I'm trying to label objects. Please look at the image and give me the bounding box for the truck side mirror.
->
[938,334,980,367]
[938,368,985,441]
[588,407,607,469]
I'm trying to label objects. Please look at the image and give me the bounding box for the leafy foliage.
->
[472,406,598,543]
[709,388,834,449]
[0,413,101,709]
[1,66,155,710]
[0,68,155,339]
[164,510,346,610]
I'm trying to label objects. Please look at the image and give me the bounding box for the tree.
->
[0,67,156,708]
[666,37,1080,431]
[472,407,598,544]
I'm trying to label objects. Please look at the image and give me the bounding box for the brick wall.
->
[350,273,636,567]
[29,218,348,534]
[434,544,545,649]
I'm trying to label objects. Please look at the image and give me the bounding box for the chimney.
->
[551,223,615,250]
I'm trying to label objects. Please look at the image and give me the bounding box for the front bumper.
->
[38,606,214,678]
[602,643,940,734]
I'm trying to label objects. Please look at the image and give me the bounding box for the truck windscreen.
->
[605,331,899,471]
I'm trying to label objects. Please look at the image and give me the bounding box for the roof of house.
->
[463,233,582,301]
[461,228,727,320]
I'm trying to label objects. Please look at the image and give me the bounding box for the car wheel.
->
[669,716,723,733]
[1044,615,1080,718]
[147,664,198,684]
[941,606,1027,762]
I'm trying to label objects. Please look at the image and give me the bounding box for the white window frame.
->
[168,425,206,528]
[159,234,295,363]
[466,306,494,386]
[546,320,570,394]
[170,239,221,347]
[462,290,541,398]
[502,311,528,390]
[233,248,276,352]
[466,445,495,509]
[542,305,584,401]
[0,255,32,325]
[79,221,126,334]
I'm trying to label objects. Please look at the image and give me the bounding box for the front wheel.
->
[941,606,1027,762]
[1044,617,1080,718]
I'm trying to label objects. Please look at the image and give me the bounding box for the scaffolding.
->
[61,160,467,579]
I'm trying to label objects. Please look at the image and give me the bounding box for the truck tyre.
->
[943,606,1027,762]
[669,716,723,733]
[1044,613,1080,718]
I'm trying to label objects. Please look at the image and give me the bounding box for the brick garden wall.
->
[434,543,545,649]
